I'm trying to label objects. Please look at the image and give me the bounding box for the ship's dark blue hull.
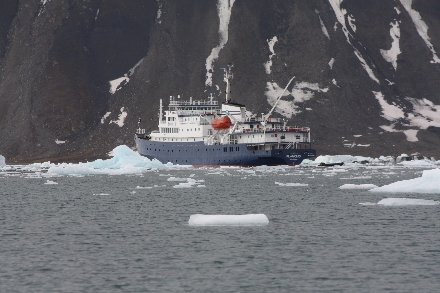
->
[135,137,316,166]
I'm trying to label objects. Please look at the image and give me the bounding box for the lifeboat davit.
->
[211,116,232,130]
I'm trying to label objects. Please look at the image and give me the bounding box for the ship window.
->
[229,147,233,152]
[224,147,227,152]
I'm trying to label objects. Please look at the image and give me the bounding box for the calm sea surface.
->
[1,166,439,292]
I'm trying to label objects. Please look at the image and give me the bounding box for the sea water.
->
[1,165,440,292]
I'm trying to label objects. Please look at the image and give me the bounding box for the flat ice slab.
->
[339,184,378,189]
[377,198,440,206]
[370,168,440,193]
[188,214,269,226]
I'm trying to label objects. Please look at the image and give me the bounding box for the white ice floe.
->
[301,154,401,167]
[167,177,188,182]
[264,36,278,74]
[172,177,205,188]
[377,198,439,206]
[400,159,435,167]
[275,181,308,187]
[136,186,152,189]
[44,145,170,175]
[339,184,378,189]
[205,0,236,86]
[400,0,440,64]
[188,214,269,226]
[44,180,58,185]
[0,155,5,167]
[380,20,401,70]
[370,169,440,193]
[55,139,65,145]
[265,81,328,118]
[109,107,127,127]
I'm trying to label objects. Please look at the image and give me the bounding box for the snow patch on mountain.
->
[373,91,405,121]
[264,36,278,74]
[109,59,144,94]
[38,0,51,16]
[315,10,330,39]
[328,0,380,84]
[101,112,111,124]
[110,107,127,127]
[380,21,401,70]
[265,82,329,118]
[205,0,236,87]
[156,0,163,24]
[329,58,335,69]
[400,0,440,64]
[374,91,440,142]
[406,98,440,130]
[109,76,129,94]
[347,15,356,32]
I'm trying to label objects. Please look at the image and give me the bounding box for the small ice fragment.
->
[339,184,378,189]
[136,186,152,189]
[188,214,269,226]
[44,180,58,185]
[275,181,308,187]
[167,177,189,181]
[377,198,439,206]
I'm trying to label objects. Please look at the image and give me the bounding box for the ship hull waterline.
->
[135,137,316,166]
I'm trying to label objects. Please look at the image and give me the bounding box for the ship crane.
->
[261,76,295,127]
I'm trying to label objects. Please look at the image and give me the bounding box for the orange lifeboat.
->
[211,116,232,130]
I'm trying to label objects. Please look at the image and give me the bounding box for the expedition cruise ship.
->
[135,65,316,166]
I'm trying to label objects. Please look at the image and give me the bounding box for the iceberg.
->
[188,214,269,226]
[0,155,5,167]
[46,145,169,175]
[377,198,439,206]
[339,184,378,189]
[370,168,440,193]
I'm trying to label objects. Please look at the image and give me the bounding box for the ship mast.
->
[222,64,233,103]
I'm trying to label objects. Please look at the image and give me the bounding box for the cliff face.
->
[1,0,440,163]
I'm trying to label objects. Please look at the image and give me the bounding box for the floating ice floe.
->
[275,181,308,187]
[136,186,153,189]
[370,169,440,193]
[377,198,439,206]
[188,214,269,226]
[301,154,437,167]
[44,180,58,185]
[43,145,170,175]
[360,198,440,206]
[339,184,378,189]
[173,178,205,188]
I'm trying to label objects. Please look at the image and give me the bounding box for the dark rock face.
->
[1,0,440,163]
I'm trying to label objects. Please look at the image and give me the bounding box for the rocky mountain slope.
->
[1,0,440,163]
